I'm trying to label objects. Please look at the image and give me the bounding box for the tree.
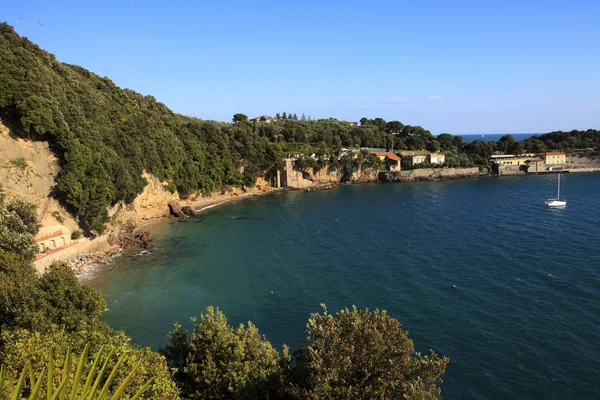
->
[507,141,525,155]
[497,134,515,153]
[301,113,306,121]
[339,154,359,182]
[275,112,281,119]
[163,306,289,399]
[293,113,298,120]
[232,113,248,123]
[288,305,449,399]
[282,112,287,119]
[0,197,40,261]
[386,120,404,134]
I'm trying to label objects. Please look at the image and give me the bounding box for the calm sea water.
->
[89,173,600,399]
[458,133,537,142]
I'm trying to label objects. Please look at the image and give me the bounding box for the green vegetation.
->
[71,229,83,240]
[2,23,598,233]
[0,196,180,399]
[51,211,64,224]
[521,130,600,153]
[8,158,27,170]
[288,305,449,399]
[163,306,448,399]
[0,344,153,399]
[163,307,289,399]
[0,196,39,261]
[0,23,432,233]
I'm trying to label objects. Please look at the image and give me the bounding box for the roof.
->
[373,151,401,161]
[527,158,544,162]
[250,115,274,121]
[398,150,431,156]
[490,154,533,159]
[544,151,565,155]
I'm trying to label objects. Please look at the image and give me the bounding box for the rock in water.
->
[168,201,183,216]
[135,230,154,249]
[168,201,188,221]
[181,205,196,216]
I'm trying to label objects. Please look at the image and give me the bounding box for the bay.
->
[88,173,600,399]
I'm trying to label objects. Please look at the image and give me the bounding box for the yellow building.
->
[489,154,536,166]
[537,151,566,165]
[398,150,431,166]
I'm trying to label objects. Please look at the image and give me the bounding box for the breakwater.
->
[379,167,483,182]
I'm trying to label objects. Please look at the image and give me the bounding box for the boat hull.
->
[545,200,567,208]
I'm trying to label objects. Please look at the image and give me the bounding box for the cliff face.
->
[0,118,81,233]
[130,172,180,221]
[2,116,278,240]
[0,119,58,202]
[281,158,379,188]
[108,173,278,227]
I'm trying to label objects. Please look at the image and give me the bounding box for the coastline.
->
[34,186,285,277]
[36,167,600,278]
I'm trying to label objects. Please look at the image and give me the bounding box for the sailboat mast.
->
[558,173,561,200]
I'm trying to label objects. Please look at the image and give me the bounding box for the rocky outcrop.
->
[281,158,380,188]
[168,201,188,221]
[134,231,154,249]
[107,226,154,249]
[131,172,180,221]
[181,205,196,216]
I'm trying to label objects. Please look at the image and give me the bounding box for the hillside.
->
[0,22,403,233]
[0,23,285,232]
[3,22,598,234]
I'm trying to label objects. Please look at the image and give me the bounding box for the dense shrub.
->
[163,306,289,399]
[287,305,449,399]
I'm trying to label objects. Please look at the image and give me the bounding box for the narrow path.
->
[38,197,52,223]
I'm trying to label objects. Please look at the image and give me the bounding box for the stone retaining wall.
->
[380,167,482,182]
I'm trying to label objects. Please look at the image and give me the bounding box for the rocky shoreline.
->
[68,247,122,276]
[67,192,276,278]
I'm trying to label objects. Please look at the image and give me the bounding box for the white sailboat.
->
[545,173,566,208]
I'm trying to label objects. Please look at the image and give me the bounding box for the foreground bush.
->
[0,327,180,399]
[0,262,106,333]
[163,306,289,399]
[0,344,153,399]
[287,305,449,399]
[164,305,449,399]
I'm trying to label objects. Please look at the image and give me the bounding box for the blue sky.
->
[3,0,600,134]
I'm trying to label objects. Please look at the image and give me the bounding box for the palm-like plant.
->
[0,344,153,399]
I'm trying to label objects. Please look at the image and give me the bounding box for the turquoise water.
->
[89,173,600,399]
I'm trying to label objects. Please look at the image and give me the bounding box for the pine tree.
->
[293,113,298,120]
[301,113,306,121]
[282,112,287,119]
[275,112,281,119]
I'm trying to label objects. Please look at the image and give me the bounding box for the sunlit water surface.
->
[89,173,600,399]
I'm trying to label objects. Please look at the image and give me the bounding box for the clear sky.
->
[3,0,599,134]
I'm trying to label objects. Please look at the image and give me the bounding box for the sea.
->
[88,173,600,399]
[456,133,538,142]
